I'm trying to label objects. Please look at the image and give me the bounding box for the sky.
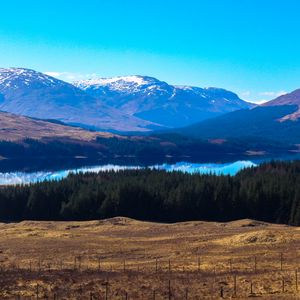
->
[0,0,300,103]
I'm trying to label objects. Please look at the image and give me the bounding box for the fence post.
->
[296,269,298,291]
[220,286,224,298]
[78,256,82,270]
[254,256,257,273]
[105,282,108,300]
[280,253,283,271]
[155,258,158,273]
[185,287,188,300]
[168,280,171,300]
[169,259,171,274]
[38,258,41,272]
[36,284,39,300]
[282,277,285,293]
[233,275,237,297]
[198,257,200,272]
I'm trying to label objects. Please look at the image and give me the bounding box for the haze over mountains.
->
[0,68,253,132]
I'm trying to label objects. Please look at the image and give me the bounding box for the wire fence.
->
[1,251,300,299]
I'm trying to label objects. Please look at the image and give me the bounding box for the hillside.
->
[0,111,123,159]
[176,102,300,144]
[0,111,114,142]
[0,110,292,161]
[75,75,253,128]
[263,88,300,121]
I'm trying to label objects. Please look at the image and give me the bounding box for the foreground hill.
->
[0,68,156,132]
[75,75,253,128]
[0,111,114,142]
[0,217,298,299]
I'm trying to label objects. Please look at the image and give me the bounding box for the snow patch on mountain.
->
[0,67,59,91]
[74,75,254,128]
[75,75,155,90]
[0,68,159,132]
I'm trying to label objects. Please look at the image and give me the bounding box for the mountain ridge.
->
[0,68,158,132]
[74,75,254,128]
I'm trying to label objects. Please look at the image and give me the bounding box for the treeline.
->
[0,133,293,160]
[0,139,105,159]
[1,161,300,225]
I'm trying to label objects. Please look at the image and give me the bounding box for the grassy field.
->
[1,217,300,299]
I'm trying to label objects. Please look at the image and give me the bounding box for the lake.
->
[0,160,258,185]
[0,154,299,185]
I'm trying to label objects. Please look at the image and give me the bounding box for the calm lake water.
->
[1,153,299,185]
[0,160,257,185]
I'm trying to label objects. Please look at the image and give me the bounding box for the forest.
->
[1,160,300,225]
[0,133,293,161]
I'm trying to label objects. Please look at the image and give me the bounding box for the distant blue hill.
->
[175,104,300,144]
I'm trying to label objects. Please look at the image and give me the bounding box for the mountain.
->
[263,89,300,121]
[74,75,254,128]
[0,69,253,132]
[0,68,157,132]
[176,89,300,144]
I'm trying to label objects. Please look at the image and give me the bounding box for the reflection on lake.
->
[0,160,257,185]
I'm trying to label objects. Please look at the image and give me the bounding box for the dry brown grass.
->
[0,111,116,142]
[1,217,300,299]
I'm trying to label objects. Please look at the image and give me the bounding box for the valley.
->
[2,2,300,299]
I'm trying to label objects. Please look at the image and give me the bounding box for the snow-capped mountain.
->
[0,68,158,132]
[75,75,254,127]
[0,68,253,132]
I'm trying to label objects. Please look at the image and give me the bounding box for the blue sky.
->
[0,0,299,103]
